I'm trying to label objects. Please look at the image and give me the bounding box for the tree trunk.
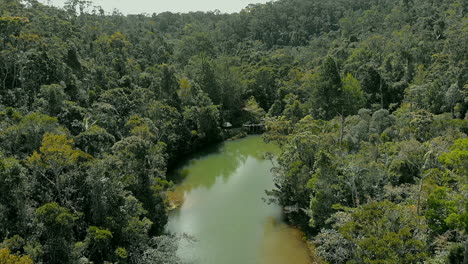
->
[464,236,468,264]
[339,114,345,146]
[416,177,423,216]
[379,74,384,109]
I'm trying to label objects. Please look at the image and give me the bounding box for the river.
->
[166,135,312,264]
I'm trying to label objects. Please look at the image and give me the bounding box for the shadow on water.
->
[167,140,225,185]
[168,135,278,190]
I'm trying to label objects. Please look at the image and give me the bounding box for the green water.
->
[166,136,311,264]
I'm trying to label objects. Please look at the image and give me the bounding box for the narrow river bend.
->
[166,136,312,264]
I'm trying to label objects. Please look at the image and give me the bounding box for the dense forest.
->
[0,0,466,263]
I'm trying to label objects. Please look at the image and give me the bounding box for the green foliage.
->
[266,104,467,262]
[84,226,113,263]
[0,156,27,238]
[339,201,428,264]
[28,133,92,170]
[125,115,156,140]
[0,112,60,156]
[243,96,266,123]
[305,57,344,120]
[115,247,128,259]
[342,73,366,116]
[282,94,304,123]
[0,248,33,264]
[38,84,67,116]
[75,125,115,157]
[439,138,468,176]
[35,203,78,264]
[36,203,77,232]
[0,0,466,262]
[425,187,460,235]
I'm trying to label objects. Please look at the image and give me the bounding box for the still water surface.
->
[166,136,311,264]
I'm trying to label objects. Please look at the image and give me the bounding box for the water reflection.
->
[166,136,311,264]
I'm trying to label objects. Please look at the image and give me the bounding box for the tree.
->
[38,84,67,116]
[0,248,33,264]
[305,57,344,120]
[186,55,221,105]
[145,101,185,154]
[99,88,134,117]
[243,96,266,123]
[213,56,245,122]
[315,229,353,264]
[282,94,304,123]
[439,138,468,177]
[338,201,428,264]
[174,32,214,64]
[35,203,78,264]
[342,73,366,116]
[139,235,189,264]
[245,66,278,111]
[75,125,115,158]
[0,113,59,157]
[27,133,92,204]
[425,186,461,235]
[110,136,169,235]
[0,156,28,239]
[84,226,113,263]
[308,150,341,230]
[125,115,157,141]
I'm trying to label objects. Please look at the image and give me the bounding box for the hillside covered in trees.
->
[0,0,466,263]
